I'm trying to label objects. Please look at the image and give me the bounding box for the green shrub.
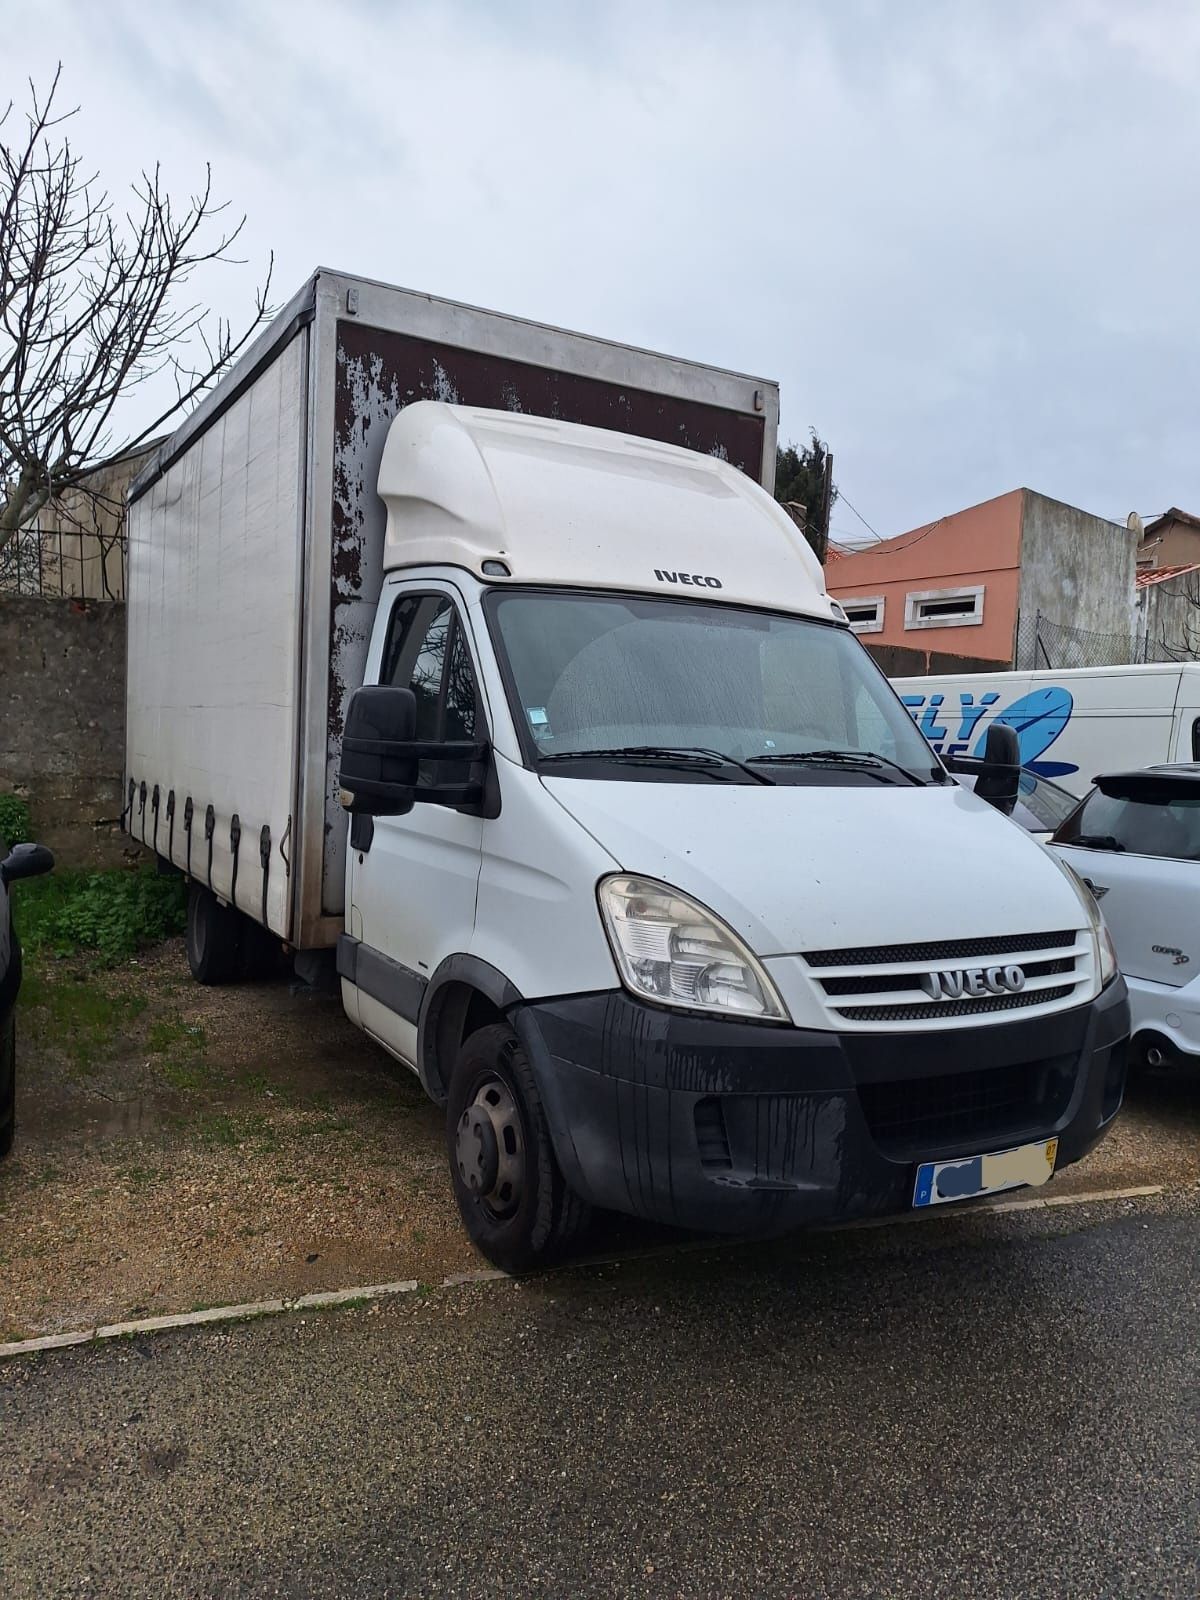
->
[0,794,33,848]
[14,868,187,964]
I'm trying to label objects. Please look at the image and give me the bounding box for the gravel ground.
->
[0,943,478,1338]
[1,1191,1197,1598]
[2,938,1198,1340]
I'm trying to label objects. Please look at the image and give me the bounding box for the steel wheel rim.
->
[455,1074,526,1220]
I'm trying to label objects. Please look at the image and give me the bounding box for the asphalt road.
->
[2,1194,1198,1599]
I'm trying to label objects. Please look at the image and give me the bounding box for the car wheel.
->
[446,1023,589,1273]
[185,883,242,985]
[0,1010,15,1162]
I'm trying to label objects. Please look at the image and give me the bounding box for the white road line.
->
[0,1279,419,1362]
[836,1182,1164,1231]
[0,1182,1169,1360]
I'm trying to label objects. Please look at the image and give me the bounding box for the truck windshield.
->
[486,590,945,785]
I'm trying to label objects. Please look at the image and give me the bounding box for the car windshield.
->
[485,590,944,784]
[1016,771,1080,832]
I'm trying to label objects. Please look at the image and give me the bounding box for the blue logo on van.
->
[900,685,1078,778]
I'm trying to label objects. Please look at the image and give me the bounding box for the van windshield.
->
[485,590,946,785]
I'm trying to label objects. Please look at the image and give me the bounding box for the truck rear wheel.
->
[185,883,242,986]
[446,1023,589,1273]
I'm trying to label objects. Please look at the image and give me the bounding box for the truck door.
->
[349,585,485,1065]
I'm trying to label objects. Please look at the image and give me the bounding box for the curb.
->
[0,1182,1167,1361]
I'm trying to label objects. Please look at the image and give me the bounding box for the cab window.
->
[380,593,481,784]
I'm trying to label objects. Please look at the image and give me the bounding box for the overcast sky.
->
[5,0,1198,542]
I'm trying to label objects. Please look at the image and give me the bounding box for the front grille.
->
[858,1054,1077,1158]
[821,957,1074,997]
[800,930,1091,1029]
[838,984,1076,1024]
[803,930,1075,969]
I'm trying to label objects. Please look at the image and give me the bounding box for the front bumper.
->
[512,978,1129,1234]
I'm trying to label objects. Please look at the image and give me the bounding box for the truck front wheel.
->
[185,883,242,985]
[446,1023,589,1273]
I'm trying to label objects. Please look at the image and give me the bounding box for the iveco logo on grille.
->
[920,965,1026,1002]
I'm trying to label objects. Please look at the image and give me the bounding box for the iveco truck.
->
[124,270,1129,1269]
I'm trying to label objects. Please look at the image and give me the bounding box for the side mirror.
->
[1,841,55,885]
[973,723,1021,816]
[338,685,419,817]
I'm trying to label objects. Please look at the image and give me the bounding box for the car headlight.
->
[598,874,790,1022]
[1047,850,1119,987]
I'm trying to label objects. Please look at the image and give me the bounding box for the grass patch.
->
[13,867,186,965]
[121,1163,165,1190]
[18,968,148,1074]
[146,1018,209,1091]
[0,794,33,847]
[188,1110,281,1153]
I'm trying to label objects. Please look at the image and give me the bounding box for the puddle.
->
[18,1090,185,1142]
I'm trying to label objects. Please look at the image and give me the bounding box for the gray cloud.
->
[4,0,1197,537]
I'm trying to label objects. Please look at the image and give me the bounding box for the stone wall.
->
[0,598,130,866]
[866,640,1011,678]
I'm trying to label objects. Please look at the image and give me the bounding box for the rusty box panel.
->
[324,321,768,915]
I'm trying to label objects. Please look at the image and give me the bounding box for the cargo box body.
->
[124,270,779,948]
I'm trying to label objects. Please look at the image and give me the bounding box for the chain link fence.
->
[1014,611,1182,670]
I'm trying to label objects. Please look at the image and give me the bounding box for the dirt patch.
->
[0,941,479,1339]
[2,941,1198,1340]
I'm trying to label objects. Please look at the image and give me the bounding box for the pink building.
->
[826,489,1134,670]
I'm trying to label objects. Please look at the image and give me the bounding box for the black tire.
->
[446,1023,589,1273]
[0,1009,15,1163]
[185,882,242,985]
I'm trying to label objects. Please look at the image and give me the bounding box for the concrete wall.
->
[1016,492,1135,665]
[826,490,1024,663]
[1137,570,1200,660]
[0,598,129,866]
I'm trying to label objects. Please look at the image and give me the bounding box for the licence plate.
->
[913,1137,1058,1208]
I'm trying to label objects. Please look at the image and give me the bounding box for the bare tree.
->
[0,65,273,550]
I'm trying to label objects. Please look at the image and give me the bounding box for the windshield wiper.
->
[539,746,774,784]
[1069,833,1126,852]
[746,747,930,786]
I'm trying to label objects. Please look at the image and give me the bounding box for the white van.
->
[124,276,1129,1269]
[892,663,1200,799]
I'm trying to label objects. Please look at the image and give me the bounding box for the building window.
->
[904,585,985,629]
[840,595,885,634]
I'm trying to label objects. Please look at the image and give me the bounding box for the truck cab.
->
[336,402,1129,1269]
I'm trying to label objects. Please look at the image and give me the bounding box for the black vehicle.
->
[0,838,55,1160]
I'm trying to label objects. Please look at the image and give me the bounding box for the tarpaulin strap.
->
[120,778,135,832]
[151,786,160,854]
[204,804,216,892]
[229,814,242,913]
[183,796,194,878]
[259,824,271,927]
[166,790,176,864]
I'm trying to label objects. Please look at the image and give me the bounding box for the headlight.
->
[1047,851,1119,987]
[598,874,790,1022]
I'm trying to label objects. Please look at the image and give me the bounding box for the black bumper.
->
[511,979,1129,1234]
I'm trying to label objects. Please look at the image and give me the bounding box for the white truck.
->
[124,270,1129,1269]
[892,662,1200,798]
